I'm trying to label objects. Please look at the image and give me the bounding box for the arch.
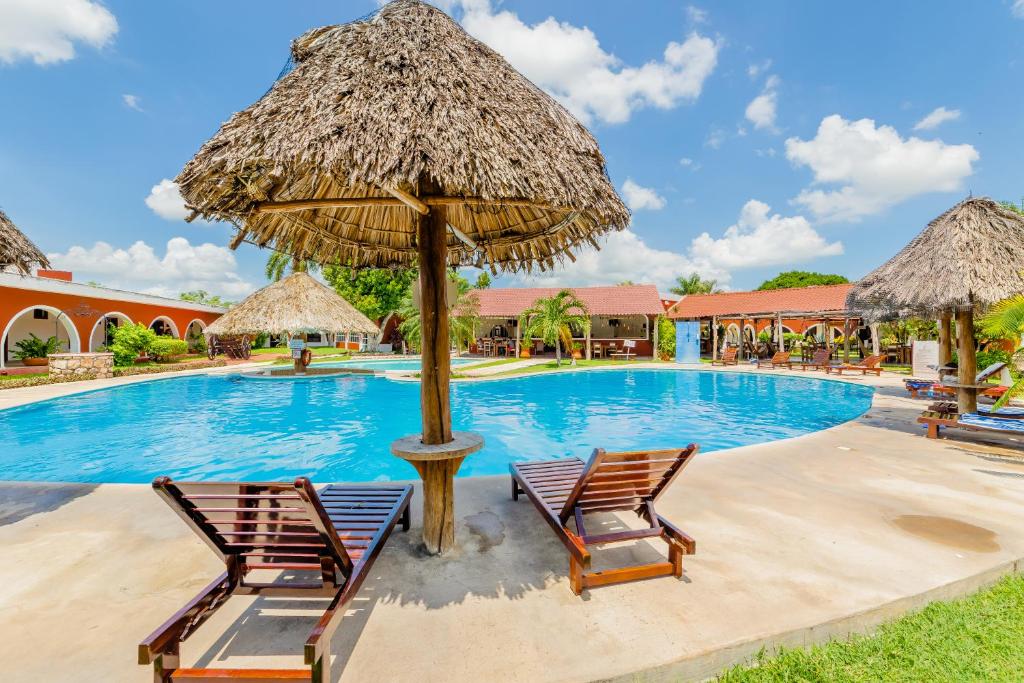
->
[88,311,133,352]
[184,318,208,337]
[742,324,757,342]
[1,305,81,369]
[725,323,741,345]
[148,316,180,339]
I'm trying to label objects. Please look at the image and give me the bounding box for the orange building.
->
[1,270,225,369]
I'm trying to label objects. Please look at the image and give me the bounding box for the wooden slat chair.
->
[139,477,412,683]
[825,353,885,376]
[792,347,832,371]
[510,446,698,595]
[756,351,792,369]
[711,347,738,366]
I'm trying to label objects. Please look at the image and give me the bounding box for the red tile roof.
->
[667,283,854,319]
[472,284,665,318]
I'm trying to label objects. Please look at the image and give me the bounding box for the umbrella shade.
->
[205,272,379,337]
[175,0,629,274]
[847,197,1024,320]
[0,209,50,276]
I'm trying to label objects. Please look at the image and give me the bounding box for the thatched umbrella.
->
[176,0,628,553]
[848,197,1024,412]
[207,271,378,370]
[0,209,50,275]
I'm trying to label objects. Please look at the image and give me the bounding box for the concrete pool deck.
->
[1,366,1023,682]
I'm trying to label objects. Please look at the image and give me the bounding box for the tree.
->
[617,280,636,286]
[180,290,235,308]
[671,273,718,296]
[322,265,418,321]
[757,271,849,291]
[999,200,1024,217]
[980,295,1024,409]
[519,289,591,366]
[397,289,480,356]
[474,272,492,289]
[265,251,319,282]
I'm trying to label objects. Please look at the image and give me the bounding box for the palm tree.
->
[671,272,718,296]
[265,251,320,282]
[519,289,590,366]
[980,295,1024,408]
[398,289,480,356]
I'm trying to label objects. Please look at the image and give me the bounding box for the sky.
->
[1,0,1022,299]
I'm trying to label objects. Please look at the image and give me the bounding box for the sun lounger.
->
[825,354,884,376]
[139,477,412,682]
[927,362,1009,397]
[918,410,1024,440]
[756,351,792,369]
[510,446,698,595]
[711,347,738,366]
[792,348,832,371]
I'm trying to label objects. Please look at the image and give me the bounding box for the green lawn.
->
[481,358,637,377]
[718,573,1024,682]
[0,372,47,381]
[459,357,521,370]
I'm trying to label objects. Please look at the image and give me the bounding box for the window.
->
[306,332,323,343]
[33,309,48,320]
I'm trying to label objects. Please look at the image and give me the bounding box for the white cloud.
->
[913,106,960,131]
[145,179,190,221]
[755,147,777,158]
[785,114,979,222]
[679,157,701,171]
[47,238,255,299]
[745,74,779,131]
[0,0,117,65]
[1013,0,1024,18]
[122,93,142,111]
[705,125,726,149]
[747,59,772,80]
[685,5,708,24]
[514,201,840,291]
[622,179,666,211]
[457,0,720,124]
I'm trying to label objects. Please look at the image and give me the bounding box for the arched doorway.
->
[89,312,133,351]
[149,316,179,338]
[725,323,741,346]
[1,305,81,369]
[184,319,207,352]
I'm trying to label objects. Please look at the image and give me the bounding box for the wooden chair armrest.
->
[139,571,232,664]
[657,515,695,554]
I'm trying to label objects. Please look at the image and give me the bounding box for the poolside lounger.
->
[792,348,832,371]
[139,477,412,682]
[711,347,738,366]
[825,354,884,376]
[927,362,1009,398]
[918,410,1024,440]
[756,351,792,369]
[510,446,698,595]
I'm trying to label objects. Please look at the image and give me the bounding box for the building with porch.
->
[0,270,225,370]
[666,283,874,361]
[471,284,665,358]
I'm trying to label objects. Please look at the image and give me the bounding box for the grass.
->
[0,372,47,381]
[458,357,521,370]
[718,573,1024,682]
[251,346,348,357]
[481,358,636,377]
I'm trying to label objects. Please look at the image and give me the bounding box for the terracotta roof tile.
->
[473,284,664,318]
[667,284,854,319]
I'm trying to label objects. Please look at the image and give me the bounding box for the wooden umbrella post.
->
[938,311,953,367]
[417,203,452,445]
[956,307,977,414]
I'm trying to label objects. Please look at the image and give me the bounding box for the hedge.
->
[0,359,227,391]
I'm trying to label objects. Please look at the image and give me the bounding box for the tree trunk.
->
[712,315,718,361]
[956,308,977,414]
[555,339,561,366]
[417,204,452,445]
[938,311,953,367]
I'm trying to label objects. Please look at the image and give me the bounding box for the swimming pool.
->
[0,369,873,483]
[315,357,478,371]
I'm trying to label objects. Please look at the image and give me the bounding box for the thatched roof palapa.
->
[847,197,1024,320]
[0,209,50,276]
[175,0,629,274]
[205,272,379,336]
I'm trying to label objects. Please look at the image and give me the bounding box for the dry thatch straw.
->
[175,0,629,274]
[205,272,379,336]
[0,209,50,276]
[847,197,1024,320]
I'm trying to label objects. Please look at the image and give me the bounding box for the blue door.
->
[675,321,701,364]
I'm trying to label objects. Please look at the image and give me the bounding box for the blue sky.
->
[1,0,1022,298]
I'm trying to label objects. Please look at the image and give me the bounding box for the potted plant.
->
[14,333,61,366]
[571,342,583,360]
[519,347,531,358]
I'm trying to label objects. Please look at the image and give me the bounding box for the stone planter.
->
[48,352,115,379]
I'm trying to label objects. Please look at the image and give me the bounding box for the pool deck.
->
[2,365,1023,681]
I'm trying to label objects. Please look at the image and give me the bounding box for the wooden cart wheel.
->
[207,337,217,360]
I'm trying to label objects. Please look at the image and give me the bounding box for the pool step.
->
[171,668,312,682]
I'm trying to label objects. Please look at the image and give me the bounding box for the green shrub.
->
[109,323,157,367]
[149,336,188,361]
[13,333,61,360]
[657,316,676,359]
[186,328,207,353]
[253,332,269,349]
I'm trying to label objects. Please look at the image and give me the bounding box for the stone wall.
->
[48,353,114,379]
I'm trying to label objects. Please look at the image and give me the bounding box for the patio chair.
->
[510,445,699,595]
[928,362,1009,397]
[139,477,412,682]
[711,347,738,366]
[918,410,1024,440]
[756,351,792,369]
[825,353,885,376]
[609,339,637,360]
[792,347,832,371]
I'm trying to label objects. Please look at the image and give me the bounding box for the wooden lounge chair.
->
[825,354,884,376]
[792,348,832,371]
[139,477,412,682]
[927,362,1009,398]
[918,410,1024,440]
[756,351,792,369]
[510,446,698,595]
[711,347,738,366]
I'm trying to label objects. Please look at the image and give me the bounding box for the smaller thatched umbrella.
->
[0,209,50,276]
[848,197,1024,412]
[207,272,379,372]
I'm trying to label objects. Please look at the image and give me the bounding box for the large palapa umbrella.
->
[176,0,629,553]
[0,209,50,276]
[848,197,1024,412]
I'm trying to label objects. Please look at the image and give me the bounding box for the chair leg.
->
[668,543,683,578]
[511,478,520,501]
[569,555,584,595]
[312,652,331,683]
[401,502,411,532]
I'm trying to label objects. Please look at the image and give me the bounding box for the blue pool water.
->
[0,369,873,483]
[317,357,477,372]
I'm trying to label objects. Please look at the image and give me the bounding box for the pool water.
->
[316,357,477,372]
[0,369,873,483]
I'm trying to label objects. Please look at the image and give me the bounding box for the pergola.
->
[701,309,866,362]
[175,0,629,553]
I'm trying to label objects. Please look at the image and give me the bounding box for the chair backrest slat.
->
[722,347,737,361]
[812,348,831,364]
[976,362,1007,383]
